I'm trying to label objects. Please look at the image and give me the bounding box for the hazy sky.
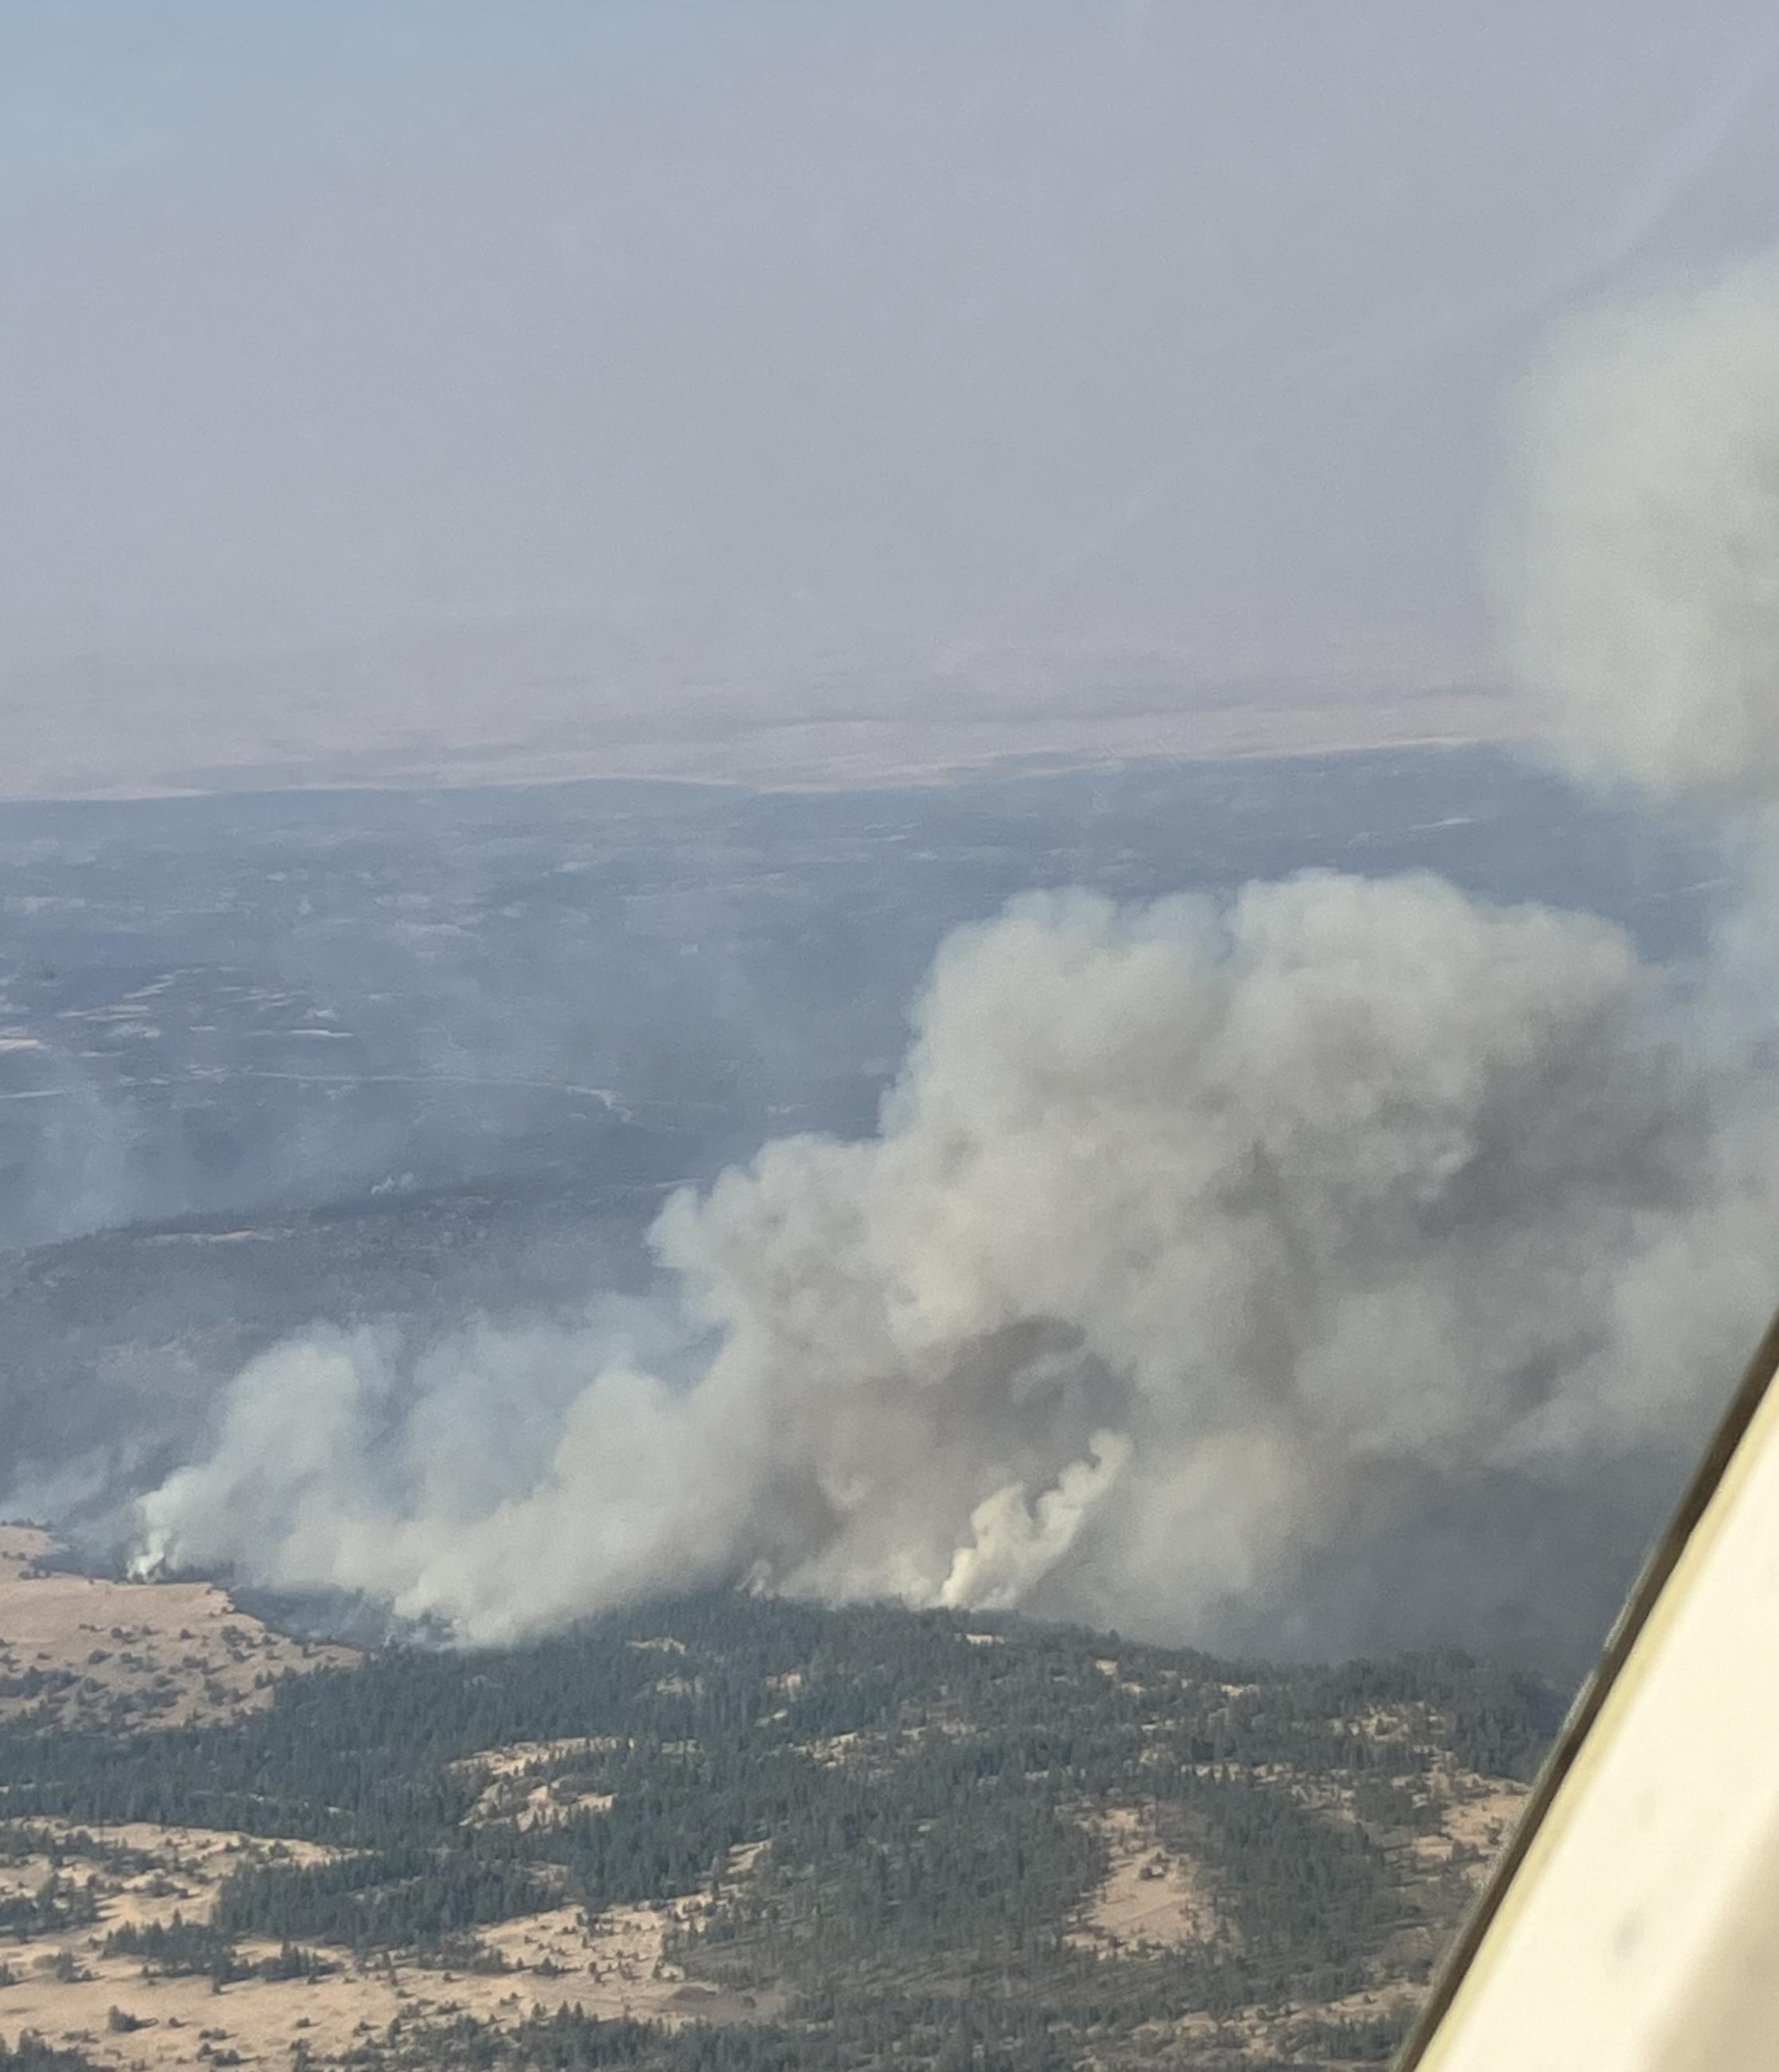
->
[2,2,1777,794]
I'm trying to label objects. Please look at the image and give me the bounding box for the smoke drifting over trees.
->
[131,257,1779,1665]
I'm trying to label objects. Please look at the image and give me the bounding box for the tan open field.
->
[0,1538,773,2057]
[2,1528,1534,2066]
[1069,1806,1225,1956]
[0,1813,771,2069]
[0,1527,357,1733]
[456,1739,620,1832]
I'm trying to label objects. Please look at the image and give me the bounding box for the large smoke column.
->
[131,257,1779,1663]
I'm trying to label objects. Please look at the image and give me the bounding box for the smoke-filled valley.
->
[7,258,1779,1679]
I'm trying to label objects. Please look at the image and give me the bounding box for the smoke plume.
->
[131,255,1779,1663]
[1494,251,1779,805]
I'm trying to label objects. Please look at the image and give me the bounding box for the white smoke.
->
[131,253,1779,1661]
[1493,251,1779,805]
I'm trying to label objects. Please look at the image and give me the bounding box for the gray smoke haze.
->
[129,256,1779,1663]
[8,2,1779,795]
[1494,249,1779,804]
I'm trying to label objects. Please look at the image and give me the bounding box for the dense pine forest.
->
[0,1591,1557,2070]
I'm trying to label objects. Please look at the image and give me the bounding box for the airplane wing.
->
[1396,1308,1779,2072]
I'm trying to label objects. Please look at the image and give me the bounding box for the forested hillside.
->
[0,1587,1557,2071]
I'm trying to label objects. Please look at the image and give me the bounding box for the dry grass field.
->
[2,1532,1544,2069]
[0,1816,769,2070]
[0,1536,787,2062]
[0,1528,356,1733]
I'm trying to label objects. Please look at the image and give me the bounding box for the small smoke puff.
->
[938,1431,1132,1611]
[1494,250,1779,805]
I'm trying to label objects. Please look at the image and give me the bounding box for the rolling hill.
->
[0,1538,1557,2071]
